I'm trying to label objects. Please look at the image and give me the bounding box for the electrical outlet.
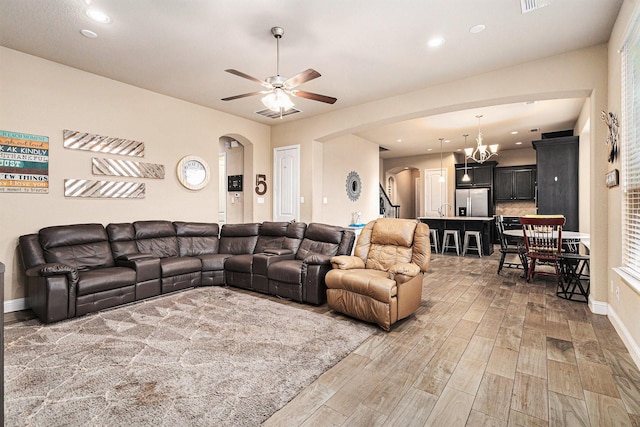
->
[616,286,620,302]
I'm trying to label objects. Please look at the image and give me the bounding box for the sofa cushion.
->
[77,267,136,296]
[106,223,138,260]
[199,254,232,271]
[219,223,260,255]
[267,260,304,283]
[134,221,179,258]
[224,254,254,273]
[174,222,219,256]
[161,257,202,277]
[39,224,115,270]
[295,223,344,260]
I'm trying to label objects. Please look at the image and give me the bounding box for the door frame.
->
[273,144,300,221]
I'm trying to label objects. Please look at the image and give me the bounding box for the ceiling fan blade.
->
[292,90,337,104]
[284,69,321,88]
[221,91,264,101]
[224,69,266,85]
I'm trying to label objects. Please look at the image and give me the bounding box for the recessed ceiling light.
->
[427,148,433,151]
[86,9,111,23]
[511,131,519,135]
[427,37,445,48]
[515,141,523,145]
[456,148,462,152]
[397,139,402,142]
[469,24,486,34]
[444,139,450,143]
[80,29,98,38]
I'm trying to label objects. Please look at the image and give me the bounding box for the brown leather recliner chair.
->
[325,218,430,331]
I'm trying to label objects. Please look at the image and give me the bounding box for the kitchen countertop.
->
[418,216,495,221]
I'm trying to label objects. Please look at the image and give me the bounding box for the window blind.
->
[622,16,640,278]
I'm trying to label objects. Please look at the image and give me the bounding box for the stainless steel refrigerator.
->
[455,188,490,217]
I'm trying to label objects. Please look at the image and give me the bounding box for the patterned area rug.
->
[4,287,376,426]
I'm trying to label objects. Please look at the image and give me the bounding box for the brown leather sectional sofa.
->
[19,220,355,324]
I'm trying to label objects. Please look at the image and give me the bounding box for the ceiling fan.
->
[221,27,337,115]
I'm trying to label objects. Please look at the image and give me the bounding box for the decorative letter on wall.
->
[255,174,267,195]
[63,129,145,157]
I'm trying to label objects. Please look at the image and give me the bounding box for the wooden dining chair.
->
[519,216,565,282]
[495,216,525,275]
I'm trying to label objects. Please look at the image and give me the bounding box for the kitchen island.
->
[419,216,495,255]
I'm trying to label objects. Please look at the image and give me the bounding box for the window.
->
[622,15,640,280]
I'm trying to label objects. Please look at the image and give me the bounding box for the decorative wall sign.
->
[601,111,619,163]
[64,178,145,198]
[0,130,49,193]
[228,175,243,192]
[92,157,165,179]
[345,171,362,201]
[606,169,619,188]
[63,129,145,157]
[255,174,267,195]
[177,155,210,190]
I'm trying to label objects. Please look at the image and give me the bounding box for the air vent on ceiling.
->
[520,0,550,14]
[255,108,301,119]
[379,146,389,152]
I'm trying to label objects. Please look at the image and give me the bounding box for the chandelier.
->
[464,115,498,164]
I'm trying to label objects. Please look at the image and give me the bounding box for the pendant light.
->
[462,134,471,182]
[439,138,445,183]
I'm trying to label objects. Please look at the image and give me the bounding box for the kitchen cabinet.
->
[455,161,496,188]
[533,136,579,231]
[494,166,536,201]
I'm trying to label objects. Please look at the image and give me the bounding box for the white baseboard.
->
[607,305,640,371]
[589,297,608,315]
[4,298,28,313]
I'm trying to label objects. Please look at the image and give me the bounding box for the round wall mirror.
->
[346,171,362,201]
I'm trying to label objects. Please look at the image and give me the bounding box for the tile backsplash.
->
[495,201,537,217]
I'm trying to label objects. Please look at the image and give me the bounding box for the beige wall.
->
[321,135,379,226]
[0,47,270,303]
[606,0,640,365]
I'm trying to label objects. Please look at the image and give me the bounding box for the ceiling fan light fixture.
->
[262,88,294,112]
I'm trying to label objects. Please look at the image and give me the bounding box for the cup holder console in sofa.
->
[19,220,355,323]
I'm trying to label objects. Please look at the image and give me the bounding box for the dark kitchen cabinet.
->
[533,136,579,231]
[455,161,497,188]
[495,166,536,201]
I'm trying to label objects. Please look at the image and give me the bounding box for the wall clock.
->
[177,155,210,190]
[346,171,362,201]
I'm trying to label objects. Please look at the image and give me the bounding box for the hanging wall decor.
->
[346,171,362,201]
[177,155,210,190]
[63,129,145,157]
[64,178,145,198]
[92,157,165,179]
[600,111,619,163]
[0,130,49,193]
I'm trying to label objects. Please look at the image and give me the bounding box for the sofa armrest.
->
[331,256,365,270]
[388,263,421,284]
[27,263,79,282]
[116,253,154,261]
[263,248,293,255]
[304,254,333,265]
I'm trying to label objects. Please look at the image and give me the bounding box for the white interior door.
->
[424,168,448,217]
[273,145,300,221]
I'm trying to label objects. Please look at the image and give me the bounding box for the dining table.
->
[503,229,591,272]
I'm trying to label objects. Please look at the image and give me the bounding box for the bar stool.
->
[441,230,460,256]
[558,253,590,303]
[462,231,482,257]
[430,229,439,254]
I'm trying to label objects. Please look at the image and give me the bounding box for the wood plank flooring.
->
[263,249,640,427]
[5,248,639,426]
